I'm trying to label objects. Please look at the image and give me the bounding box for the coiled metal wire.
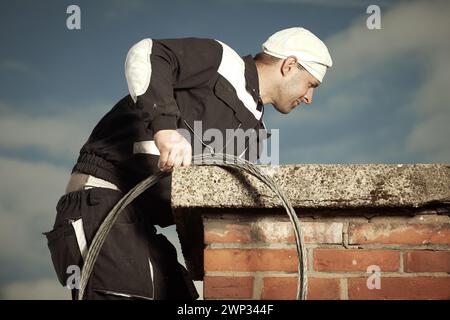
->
[77,153,307,300]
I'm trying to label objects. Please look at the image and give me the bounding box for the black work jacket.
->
[72,37,269,226]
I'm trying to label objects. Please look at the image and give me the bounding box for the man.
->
[45,27,332,300]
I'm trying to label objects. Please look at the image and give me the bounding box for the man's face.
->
[273,58,320,114]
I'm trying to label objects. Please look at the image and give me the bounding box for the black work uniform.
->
[45,37,268,300]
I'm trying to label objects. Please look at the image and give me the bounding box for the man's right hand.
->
[154,129,192,172]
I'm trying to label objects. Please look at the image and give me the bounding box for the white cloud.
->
[405,50,450,161]
[0,60,30,73]
[1,278,69,300]
[227,0,393,7]
[0,100,111,298]
[0,156,68,271]
[325,0,450,84]
[104,0,146,20]
[268,0,450,163]
[0,101,108,162]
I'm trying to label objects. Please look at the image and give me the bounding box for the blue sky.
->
[0,0,449,299]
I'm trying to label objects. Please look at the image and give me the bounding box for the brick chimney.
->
[171,164,450,300]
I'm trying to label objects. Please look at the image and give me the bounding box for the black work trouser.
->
[44,187,198,300]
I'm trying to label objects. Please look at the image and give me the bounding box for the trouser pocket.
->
[43,220,83,287]
[84,221,155,300]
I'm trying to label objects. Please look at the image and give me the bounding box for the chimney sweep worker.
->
[44,27,332,300]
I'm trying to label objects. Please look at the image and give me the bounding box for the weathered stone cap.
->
[172,164,450,209]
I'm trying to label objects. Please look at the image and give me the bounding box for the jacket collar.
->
[242,55,264,112]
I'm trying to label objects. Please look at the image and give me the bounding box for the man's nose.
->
[302,88,314,104]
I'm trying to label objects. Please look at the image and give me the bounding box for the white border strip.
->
[125,38,153,102]
[71,219,87,261]
[133,140,160,155]
[215,40,262,121]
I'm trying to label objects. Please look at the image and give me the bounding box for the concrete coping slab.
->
[172,164,450,210]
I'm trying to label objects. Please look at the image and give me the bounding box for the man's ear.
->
[281,56,298,76]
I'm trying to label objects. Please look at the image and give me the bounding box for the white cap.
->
[262,27,332,82]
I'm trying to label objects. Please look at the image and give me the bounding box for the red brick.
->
[261,277,341,300]
[348,277,450,300]
[313,249,400,272]
[349,223,450,245]
[404,250,450,272]
[204,222,252,244]
[204,219,343,244]
[204,276,254,299]
[204,249,298,272]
